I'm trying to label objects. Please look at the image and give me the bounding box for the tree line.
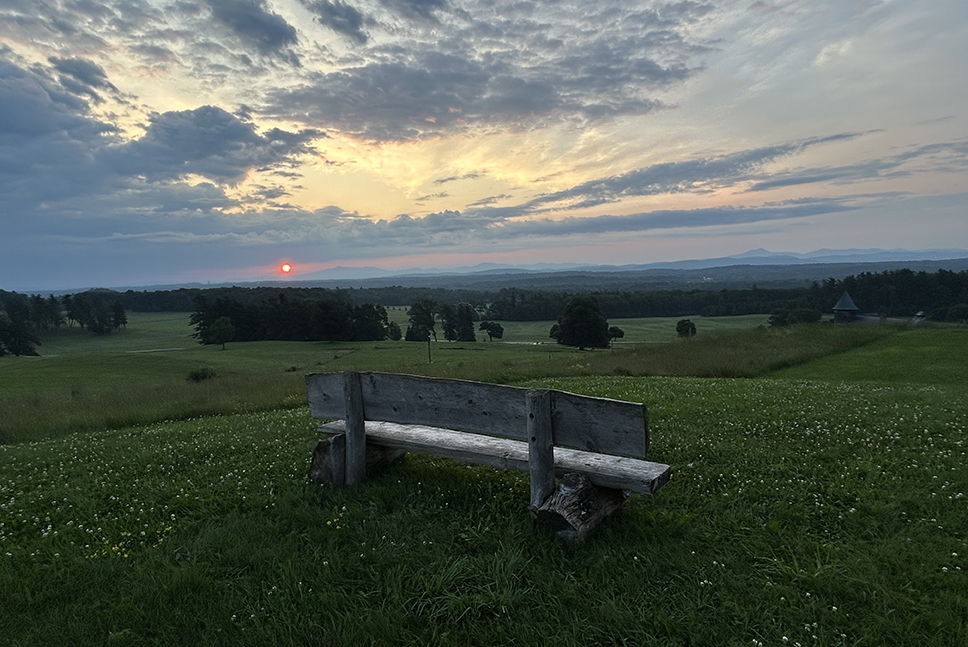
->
[0,290,128,356]
[87,267,968,323]
[189,293,398,345]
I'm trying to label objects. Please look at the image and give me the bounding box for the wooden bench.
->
[306,371,671,541]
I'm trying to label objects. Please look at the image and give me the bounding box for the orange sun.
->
[280,263,292,274]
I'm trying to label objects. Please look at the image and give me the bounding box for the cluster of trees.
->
[830,269,968,318]
[476,269,968,321]
[63,291,128,334]
[190,293,396,345]
[403,299,477,342]
[0,290,127,356]
[548,296,625,349]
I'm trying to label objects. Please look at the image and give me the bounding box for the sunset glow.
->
[1,1,966,290]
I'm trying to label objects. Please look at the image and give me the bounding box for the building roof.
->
[833,291,860,312]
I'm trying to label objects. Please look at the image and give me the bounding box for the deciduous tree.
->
[550,296,610,349]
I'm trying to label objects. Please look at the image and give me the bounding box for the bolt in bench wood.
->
[306,371,671,541]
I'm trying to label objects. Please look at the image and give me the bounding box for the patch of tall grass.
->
[586,323,897,378]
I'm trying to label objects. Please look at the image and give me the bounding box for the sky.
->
[1,0,967,291]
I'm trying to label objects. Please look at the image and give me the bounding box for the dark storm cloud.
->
[204,0,300,64]
[303,0,370,43]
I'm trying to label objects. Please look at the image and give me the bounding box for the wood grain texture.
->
[527,389,556,510]
[318,420,670,495]
[343,372,367,485]
[305,372,346,419]
[306,372,649,458]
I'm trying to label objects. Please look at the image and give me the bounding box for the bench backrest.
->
[306,371,649,459]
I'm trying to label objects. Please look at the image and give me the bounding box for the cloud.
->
[303,0,370,43]
[0,55,321,233]
[100,106,320,184]
[495,133,866,216]
[204,0,300,64]
[48,56,118,103]
[0,55,117,211]
[749,141,968,191]
[434,172,481,185]
[263,48,671,140]
[467,194,511,207]
[380,0,447,22]
[262,2,711,140]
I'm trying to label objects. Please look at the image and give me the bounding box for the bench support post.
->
[343,371,367,485]
[527,390,555,512]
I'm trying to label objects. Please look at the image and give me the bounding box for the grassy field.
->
[1,312,886,445]
[2,316,967,645]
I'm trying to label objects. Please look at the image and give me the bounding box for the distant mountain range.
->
[56,248,968,294]
[299,248,968,282]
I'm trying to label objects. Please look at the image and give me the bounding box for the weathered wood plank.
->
[321,420,528,472]
[319,420,671,495]
[343,372,367,485]
[527,390,556,510]
[361,372,529,439]
[307,372,650,459]
[551,391,648,459]
[305,372,346,419]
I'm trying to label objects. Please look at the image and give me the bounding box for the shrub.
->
[187,367,217,382]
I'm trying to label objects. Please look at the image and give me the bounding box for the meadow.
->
[1,314,967,645]
[0,312,890,445]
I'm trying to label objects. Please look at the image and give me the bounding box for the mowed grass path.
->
[2,318,966,645]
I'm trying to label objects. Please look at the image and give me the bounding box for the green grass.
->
[0,313,801,444]
[2,369,967,645]
[4,314,967,643]
[772,327,968,386]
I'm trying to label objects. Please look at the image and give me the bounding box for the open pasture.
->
[3,315,966,644]
[1,312,803,445]
[2,325,968,644]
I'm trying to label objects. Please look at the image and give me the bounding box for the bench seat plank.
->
[319,420,671,495]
